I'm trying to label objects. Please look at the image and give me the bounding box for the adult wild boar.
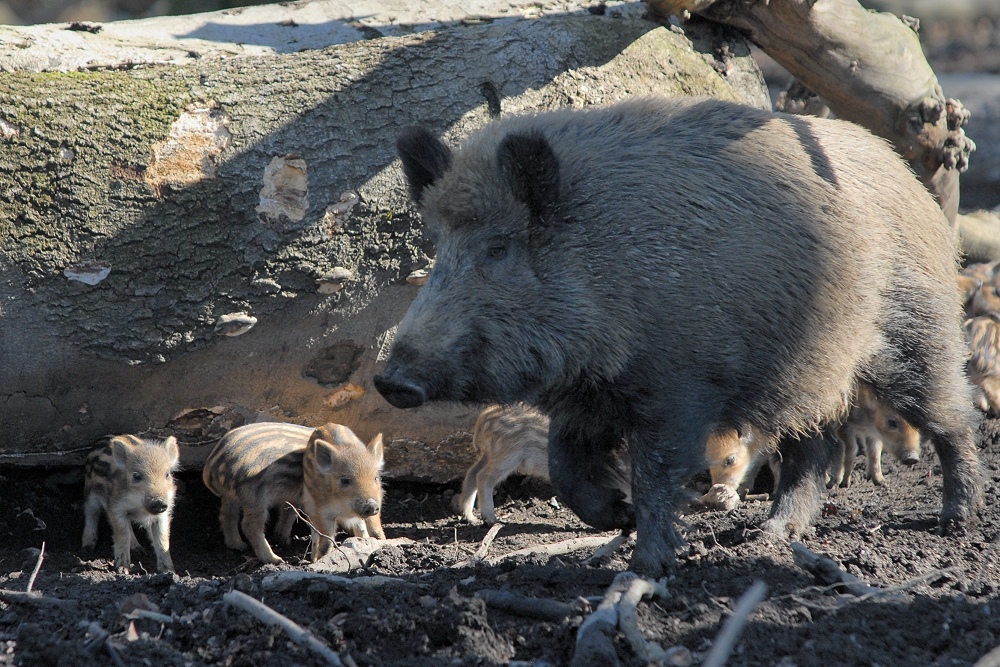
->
[374,97,982,576]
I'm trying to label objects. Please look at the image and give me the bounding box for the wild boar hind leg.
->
[762,427,841,540]
[546,413,634,533]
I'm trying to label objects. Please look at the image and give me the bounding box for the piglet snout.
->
[146,498,170,514]
[357,499,380,518]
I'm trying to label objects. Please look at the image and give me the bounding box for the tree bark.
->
[0,2,768,479]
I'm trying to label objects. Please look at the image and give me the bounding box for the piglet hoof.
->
[81,544,96,558]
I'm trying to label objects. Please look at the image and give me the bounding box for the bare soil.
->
[0,414,999,667]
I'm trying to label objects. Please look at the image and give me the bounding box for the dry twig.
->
[617,576,671,663]
[452,523,503,568]
[25,543,45,593]
[123,608,176,624]
[484,534,619,566]
[702,580,768,667]
[223,590,345,666]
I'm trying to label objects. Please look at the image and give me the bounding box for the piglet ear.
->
[110,436,134,468]
[307,438,337,473]
[397,126,453,205]
[161,436,179,463]
[498,131,560,221]
[367,433,384,468]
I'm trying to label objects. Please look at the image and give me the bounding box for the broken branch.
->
[571,571,671,667]
[617,576,672,664]
[475,589,578,622]
[583,532,631,565]
[0,589,78,609]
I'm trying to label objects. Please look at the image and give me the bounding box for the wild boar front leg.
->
[547,412,633,532]
[81,495,103,554]
[456,455,488,522]
[364,514,385,540]
[145,514,175,573]
[627,416,714,577]
[107,510,135,570]
[219,496,247,551]
[864,435,886,485]
[240,509,283,564]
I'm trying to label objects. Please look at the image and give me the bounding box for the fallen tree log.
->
[0,0,768,478]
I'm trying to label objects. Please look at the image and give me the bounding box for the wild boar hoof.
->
[938,516,971,537]
[629,544,673,578]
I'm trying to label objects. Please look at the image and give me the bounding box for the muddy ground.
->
[1,415,1000,667]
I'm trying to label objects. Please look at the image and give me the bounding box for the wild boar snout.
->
[373,368,428,408]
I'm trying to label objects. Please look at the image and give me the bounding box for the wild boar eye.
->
[131,472,143,483]
[487,244,507,260]
[724,455,736,467]
[886,418,899,429]
[340,477,352,488]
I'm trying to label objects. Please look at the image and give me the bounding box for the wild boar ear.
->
[367,433,385,468]
[161,436,180,463]
[307,438,337,473]
[110,436,134,468]
[498,131,559,221]
[397,126,452,205]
